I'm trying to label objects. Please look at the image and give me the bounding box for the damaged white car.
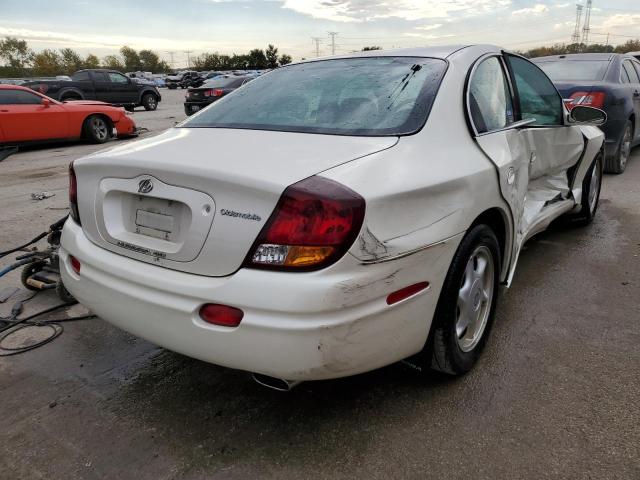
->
[60,45,605,389]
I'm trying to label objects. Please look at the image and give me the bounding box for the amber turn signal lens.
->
[283,246,335,267]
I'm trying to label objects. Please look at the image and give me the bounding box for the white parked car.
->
[60,45,606,390]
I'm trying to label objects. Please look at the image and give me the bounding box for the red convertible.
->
[0,85,137,146]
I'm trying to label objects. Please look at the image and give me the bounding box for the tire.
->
[605,120,632,174]
[55,281,76,304]
[168,84,177,90]
[21,261,46,291]
[141,93,158,111]
[84,115,110,144]
[429,225,501,375]
[566,152,603,226]
[61,94,82,102]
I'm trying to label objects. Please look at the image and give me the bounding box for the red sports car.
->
[0,85,137,146]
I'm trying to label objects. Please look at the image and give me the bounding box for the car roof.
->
[533,53,618,62]
[0,84,37,91]
[298,45,484,63]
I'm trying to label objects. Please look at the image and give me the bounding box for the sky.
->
[1,0,640,67]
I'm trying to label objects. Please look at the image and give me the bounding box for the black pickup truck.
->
[24,69,162,111]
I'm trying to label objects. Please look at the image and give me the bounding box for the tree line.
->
[0,37,293,78]
[192,44,291,70]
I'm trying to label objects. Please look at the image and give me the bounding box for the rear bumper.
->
[60,220,458,381]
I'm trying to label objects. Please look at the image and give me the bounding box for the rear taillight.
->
[245,176,365,271]
[69,161,80,225]
[199,304,243,327]
[565,91,606,110]
[204,89,224,97]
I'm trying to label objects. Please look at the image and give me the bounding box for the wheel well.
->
[470,208,508,269]
[61,91,82,100]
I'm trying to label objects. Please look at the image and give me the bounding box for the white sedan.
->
[60,45,605,390]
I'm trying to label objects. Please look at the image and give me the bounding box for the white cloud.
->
[512,4,548,16]
[282,0,511,23]
[600,13,640,29]
[415,23,443,31]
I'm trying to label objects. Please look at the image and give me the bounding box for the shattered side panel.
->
[571,126,605,205]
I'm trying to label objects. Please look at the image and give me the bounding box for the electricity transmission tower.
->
[184,50,193,69]
[311,37,322,57]
[328,31,338,56]
[571,4,583,44]
[165,51,176,69]
[582,0,592,46]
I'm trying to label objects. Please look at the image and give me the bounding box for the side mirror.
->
[569,105,607,126]
[41,98,51,108]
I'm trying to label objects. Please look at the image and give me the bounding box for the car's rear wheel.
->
[142,93,158,111]
[605,120,632,174]
[84,115,111,144]
[429,225,500,375]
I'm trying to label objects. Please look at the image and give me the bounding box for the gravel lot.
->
[1,88,639,479]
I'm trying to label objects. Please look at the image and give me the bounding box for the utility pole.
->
[311,37,322,58]
[582,0,592,46]
[328,31,338,56]
[571,4,583,44]
[183,50,193,69]
[165,51,176,69]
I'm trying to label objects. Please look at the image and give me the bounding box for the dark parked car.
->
[184,75,253,116]
[23,69,162,111]
[533,53,640,173]
[166,71,200,89]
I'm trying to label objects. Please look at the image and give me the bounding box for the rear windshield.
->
[535,60,610,81]
[202,76,242,88]
[181,57,448,136]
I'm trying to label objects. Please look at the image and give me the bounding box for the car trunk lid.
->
[74,127,397,276]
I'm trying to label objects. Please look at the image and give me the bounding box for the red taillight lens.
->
[204,89,224,97]
[199,304,244,327]
[565,91,606,110]
[245,176,365,271]
[69,161,81,225]
[69,255,81,275]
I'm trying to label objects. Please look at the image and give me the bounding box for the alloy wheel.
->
[620,125,632,170]
[91,118,108,141]
[455,245,495,352]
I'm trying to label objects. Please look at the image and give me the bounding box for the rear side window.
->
[507,55,563,126]
[468,56,514,134]
[182,57,448,136]
[0,90,42,105]
[622,61,640,84]
[536,60,610,82]
[72,71,90,81]
[93,72,109,82]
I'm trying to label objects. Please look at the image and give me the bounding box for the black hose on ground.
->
[0,215,68,260]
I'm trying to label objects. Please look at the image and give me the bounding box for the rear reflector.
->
[386,282,429,305]
[69,255,81,275]
[199,304,244,327]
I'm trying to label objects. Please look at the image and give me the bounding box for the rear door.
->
[0,89,69,142]
[91,71,112,102]
[623,60,640,140]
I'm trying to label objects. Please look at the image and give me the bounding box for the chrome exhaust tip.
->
[252,373,301,392]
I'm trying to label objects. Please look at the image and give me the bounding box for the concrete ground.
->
[0,89,639,479]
